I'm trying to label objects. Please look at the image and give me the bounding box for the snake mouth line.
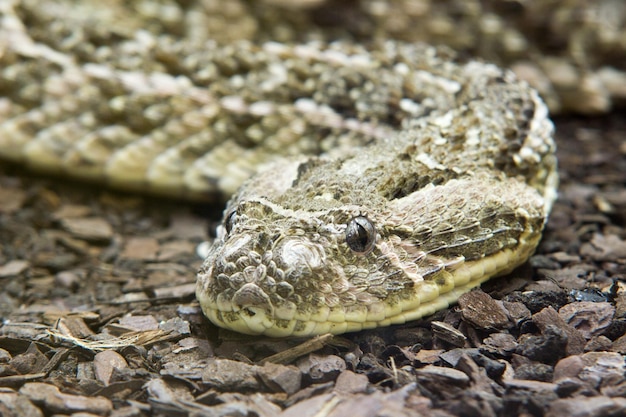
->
[197,233,540,337]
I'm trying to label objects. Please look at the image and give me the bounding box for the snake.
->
[1,0,623,337]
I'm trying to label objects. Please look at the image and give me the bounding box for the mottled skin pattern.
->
[1,0,621,336]
[196,43,557,336]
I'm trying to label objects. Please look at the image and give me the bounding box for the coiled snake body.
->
[0,1,564,337]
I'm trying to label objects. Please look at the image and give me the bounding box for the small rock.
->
[60,217,113,242]
[554,355,585,381]
[550,251,582,263]
[554,377,592,398]
[580,233,626,262]
[157,240,195,261]
[0,187,27,214]
[55,316,94,339]
[514,362,554,382]
[52,204,92,219]
[615,293,626,318]
[466,350,507,380]
[546,396,626,417]
[504,379,559,415]
[416,365,470,387]
[169,212,209,240]
[584,335,612,352]
[0,390,43,417]
[257,362,302,395]
[413,349,444,365]
[532,306,586,355]
[432,321,467,347]
[118,315,159,331]
[458,290,510,330]
[94,350,128,385]
[54,270,83,289]
[454,352,498,393]
[483,333,518,357]
[159,317,191,335]
[512,290,570,314]
[568,288,609,303]
[558,302,615,339]
[202,359,261,391]
[283,382,334,409]
[0,348,11,363]
[9,343,48,375]
[611,333,626,354]
[0,260,29,278]
[121,237,160,260]
[280,383,416,417]
[19,382,112,415]
[579,352,626,389]
[516,325,568,364]
[279,393,336,417]
[381,345,416,367]
[502,301,531,325]
[530,254,562,269]
[297,354,346,384]
[334,370,369,394]
[439,348,465,368]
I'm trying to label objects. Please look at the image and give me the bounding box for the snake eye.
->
[224,210,237,235]
[345,216,376,254]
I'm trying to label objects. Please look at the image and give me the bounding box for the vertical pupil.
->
[225,211,236,234]
[356,224,369,247]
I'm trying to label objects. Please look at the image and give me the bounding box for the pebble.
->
[297,354,346,384]
[580,233,626,262]
[482,332,519,356]
[334,370,369,394]
[553,355,585,381]
[60,217,114,242]
[546,396,626,417]
[458,290,510,330]
[0,260,29,278]
[558,302,615,339]
[578,352,625,390]
[415,365,470,386]
[0,389,43,417]
[19,382,112,415]
[611,333,626,354]
[202,359,262,391]
[257,362,302,395]
[0,185,27,213]
[118,315,160,331]
[93,350,128,385]
[431,321,467,347]
[121,237,160,260]
[516,324,568,364]
[532,306,586,355]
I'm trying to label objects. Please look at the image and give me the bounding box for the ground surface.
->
[0,113,625,416]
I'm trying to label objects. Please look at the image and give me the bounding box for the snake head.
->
[196,153,550,337]
[196,194,392,337]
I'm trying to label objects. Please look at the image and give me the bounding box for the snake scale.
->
[1,0,624,337]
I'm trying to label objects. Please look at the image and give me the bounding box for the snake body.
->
[7,0,621,337]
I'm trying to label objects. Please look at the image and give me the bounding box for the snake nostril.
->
[232,283,273,315]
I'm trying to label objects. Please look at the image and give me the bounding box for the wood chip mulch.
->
[0,112,625,417]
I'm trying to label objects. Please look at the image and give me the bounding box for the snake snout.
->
[232,282,274,316]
